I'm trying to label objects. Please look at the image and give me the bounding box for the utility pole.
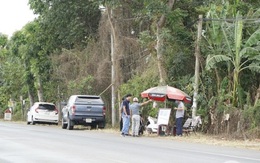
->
[109,8,116,127]
[192,15,203,118]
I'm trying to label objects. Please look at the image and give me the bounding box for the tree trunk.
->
[24,61,35,106]
[232,18,243,107]
[192,15,203,118]
[156,27,167,85]
[28,87,34,107]
[232,68,239,106]
[214,68,221,93]
[36,75,44,102]
[156,0,175,85]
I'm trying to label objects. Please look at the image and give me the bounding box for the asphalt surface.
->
[0,121,260,163]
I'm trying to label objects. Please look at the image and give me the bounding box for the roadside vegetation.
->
[0,0,259,139]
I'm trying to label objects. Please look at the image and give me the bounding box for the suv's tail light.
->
[35,108,39,113]
[102,106,106,116]
[71,105,76,115]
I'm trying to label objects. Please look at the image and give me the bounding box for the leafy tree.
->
[0,33,10,113]
[8,21,51,103]
[29,0,101,49]
[206,8,260,107]
[0,33,8,49]
[0,34,8,59]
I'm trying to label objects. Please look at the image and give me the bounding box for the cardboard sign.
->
[157,108,171,125]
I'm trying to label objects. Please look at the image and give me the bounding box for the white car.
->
[27,102,59,125]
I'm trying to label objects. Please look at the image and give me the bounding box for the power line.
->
[203,18,260,22]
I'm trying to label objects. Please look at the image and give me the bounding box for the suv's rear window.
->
[75,96,103,104]
[39,104,55,110]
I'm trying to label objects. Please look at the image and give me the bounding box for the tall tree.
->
[0,33,8,50]
[155,0,175,85]
[9,27,36,105]
[9,21,52,103]
[29,0,101,50]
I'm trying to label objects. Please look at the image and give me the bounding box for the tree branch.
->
[157,0,175,28]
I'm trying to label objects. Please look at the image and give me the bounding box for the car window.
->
[75,96,103,104]
[68,96,75,105]
[38,104,56,111]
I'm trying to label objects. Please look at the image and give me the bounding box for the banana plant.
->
[206,10,260,107]
[203,3,230,93]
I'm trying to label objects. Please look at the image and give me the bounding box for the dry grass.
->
[167,133,260,151]
[100,128,260,151]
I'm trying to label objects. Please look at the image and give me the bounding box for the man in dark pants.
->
[174,100,185,136]
[121,94,132,136]
[119,97,125,131]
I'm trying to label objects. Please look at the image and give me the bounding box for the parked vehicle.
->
[61,95,106,130]
[27,102,58,125]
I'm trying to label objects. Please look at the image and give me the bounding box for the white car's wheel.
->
[32,116,36,125]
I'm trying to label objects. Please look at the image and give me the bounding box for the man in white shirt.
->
[174,100,185,136]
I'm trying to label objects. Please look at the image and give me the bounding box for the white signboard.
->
[4,113,12,121]
[157,108,171,125]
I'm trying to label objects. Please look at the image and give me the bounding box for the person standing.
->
[119,97,125,131]
[130,97,152,137]
[121,94,132,136]
[174,100,185,136]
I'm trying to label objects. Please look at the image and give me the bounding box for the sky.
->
[0,0,36,37]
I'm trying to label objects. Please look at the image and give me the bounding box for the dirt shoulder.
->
[102,128,260,151]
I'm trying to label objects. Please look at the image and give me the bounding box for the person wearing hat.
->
[121,94,132,136]
[130,97,152,137]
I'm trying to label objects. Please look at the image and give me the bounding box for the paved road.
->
[0,121,259,163]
